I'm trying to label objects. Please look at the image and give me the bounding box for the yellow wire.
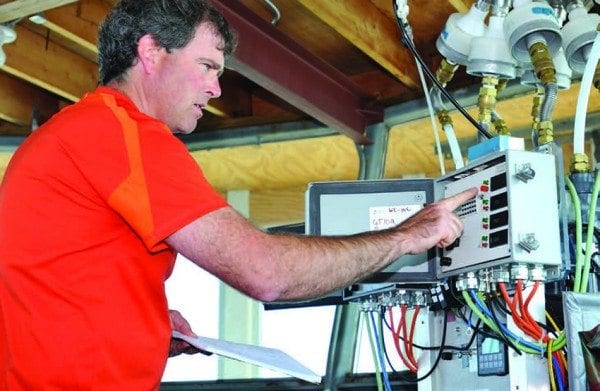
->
[581,169,600,292]
[545,311,561,333]
[548,340,557,391]
[565,176,584,292]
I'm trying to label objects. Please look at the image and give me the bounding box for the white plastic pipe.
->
[573,30,600,155]
[416,58,446,175]
[443,123,464,169]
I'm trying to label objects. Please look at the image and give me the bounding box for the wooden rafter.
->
[297,0,419,89]
[0,71,58,127]
[1,25,98,102]
[0,0,78,23]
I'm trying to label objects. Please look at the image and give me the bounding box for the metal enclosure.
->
[306,179,437,294]
[435,150,563,279]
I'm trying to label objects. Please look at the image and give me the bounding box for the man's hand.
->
[168,309,205,357]
[395,187,478,255]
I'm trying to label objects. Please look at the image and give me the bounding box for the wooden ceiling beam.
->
[296,0,419,89]
[32,0,111,62]
[0,0,78,23]
[0,72,59,129]
[28,16,98,63]
[0,120,28,136]
[1,25,98,102]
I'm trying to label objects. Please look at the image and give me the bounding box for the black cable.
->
[379,306,484,383]
[392,314,482,383]
[491,295,511,316]
[486,297,523,355]
[453,305,471,323]
[379,309,399,373]
[391,0,494,140]
[447,279,468,307]
[401,309,450,382]
[380,306,478,351]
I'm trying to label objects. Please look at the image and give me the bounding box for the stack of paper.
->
[172,331,321,384]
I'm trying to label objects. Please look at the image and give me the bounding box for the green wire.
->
[581,169,600,292]
[462,291,541,355]
[365,311,383,391]
[468,291,567,352]
[565,175,584,292]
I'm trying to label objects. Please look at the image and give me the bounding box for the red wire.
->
[500,282,567,382]
[517,280,545,340]
[407,305,420,371]
[389,306,417,373]
[400,304,418,373]
[498,282,540,338]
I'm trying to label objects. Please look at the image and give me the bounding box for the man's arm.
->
[165,188,477,302]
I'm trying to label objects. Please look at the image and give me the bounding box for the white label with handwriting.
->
[369,204,422,231]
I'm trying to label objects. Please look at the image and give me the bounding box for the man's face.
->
[148,23,224,134]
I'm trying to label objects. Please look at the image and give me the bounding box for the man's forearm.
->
[167,186,473,302]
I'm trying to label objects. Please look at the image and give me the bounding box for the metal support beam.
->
[322,305,360,391]
[323,121,391,390]
[212,0,381,145]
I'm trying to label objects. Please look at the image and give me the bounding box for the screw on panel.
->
[515,163,536,182]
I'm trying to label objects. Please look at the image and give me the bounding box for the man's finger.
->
[439,187,478,211]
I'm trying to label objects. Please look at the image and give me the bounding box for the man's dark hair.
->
[98,0,237,85]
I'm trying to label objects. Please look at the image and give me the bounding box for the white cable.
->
[573,29,600,155]
[395,0,446,175]
[416,56,446,176]
[443,123,464,169]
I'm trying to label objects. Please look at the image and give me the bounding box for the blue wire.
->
[553,356,565,391]
[468,290,543,353]
[467,308,474,328]
[369,311,393,391]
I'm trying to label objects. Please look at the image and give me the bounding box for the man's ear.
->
[137,34,164,74]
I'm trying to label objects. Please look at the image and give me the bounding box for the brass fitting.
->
[497,79,508,94]
[529,42,557,85]
[494,118,510,135]
[478,77,498,125]
[537,120,554,145]
[437,109,453,127]
[436,58,459,85]
[531,90,543,120]
[571,153,591,173]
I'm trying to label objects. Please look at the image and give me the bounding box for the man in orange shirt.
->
[0,0,475,389]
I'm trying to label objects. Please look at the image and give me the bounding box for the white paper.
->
[369,204,422,231]
[172,331,321,384]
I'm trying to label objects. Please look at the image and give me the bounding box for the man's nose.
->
[207,77,221,99]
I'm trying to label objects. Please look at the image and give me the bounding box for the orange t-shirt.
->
[0,87,228,390]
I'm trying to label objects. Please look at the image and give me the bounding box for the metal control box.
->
[306,179,437,289]
[435,149,562,278]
